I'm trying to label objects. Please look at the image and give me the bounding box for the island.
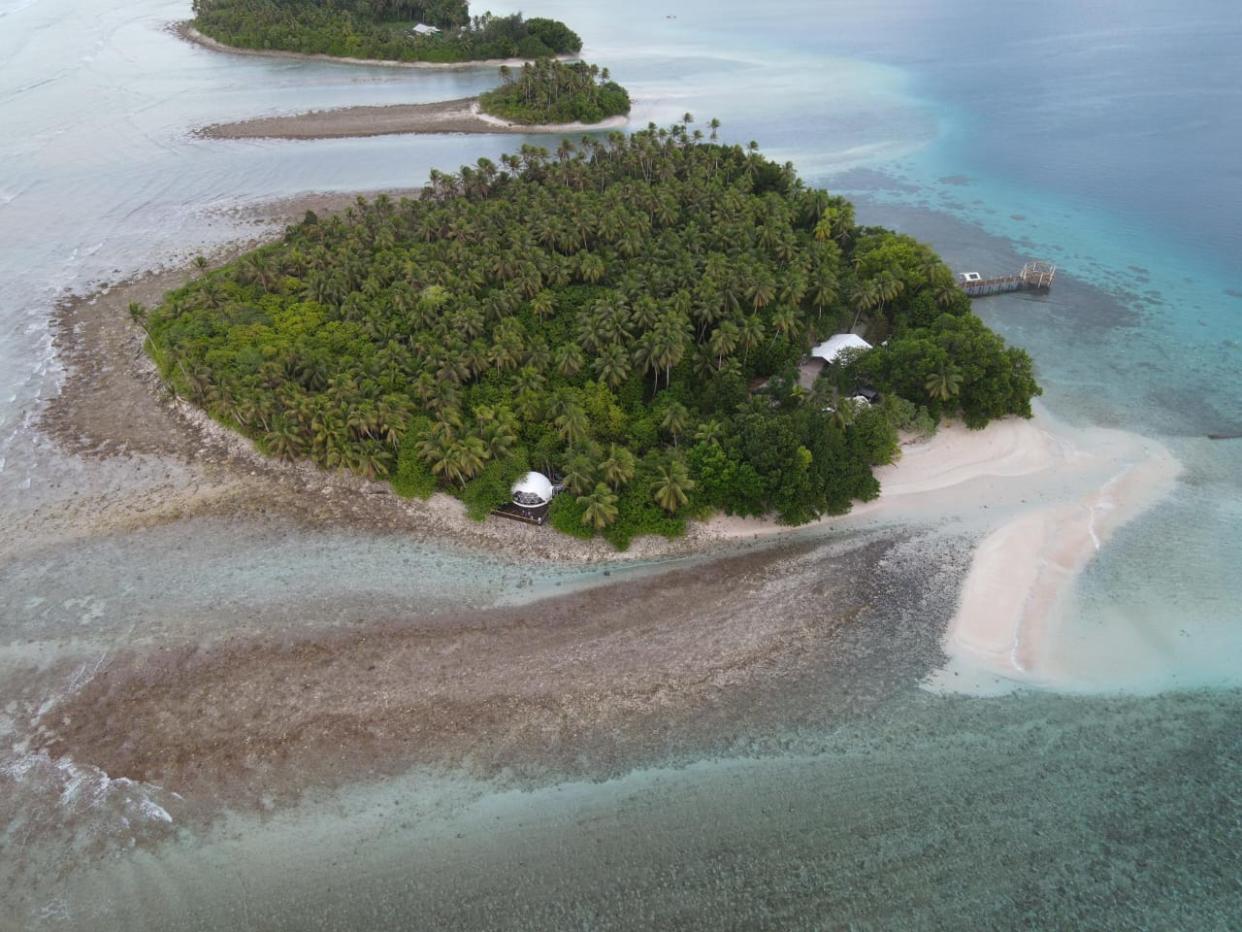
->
[197,59,632,140]
[137,121,1040,549]
[187,0,582,65]
[479,59,631,125]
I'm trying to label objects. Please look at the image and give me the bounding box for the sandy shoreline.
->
[174,22,576,71]
[198,97,629,141]
[29,190,723,566]
[32,185,1185,684]
[2,185,1194,922]
[700,410,1182,694]
[930,425,1182,694]
[20,187,1183,815]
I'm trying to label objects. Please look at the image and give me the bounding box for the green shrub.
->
[392,427,437,499]
[548,494,595,539]
[461,456,528,521]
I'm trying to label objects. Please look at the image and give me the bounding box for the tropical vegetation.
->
[138,120,1040,548]
[190,0,581,64]
[480,59,631,125]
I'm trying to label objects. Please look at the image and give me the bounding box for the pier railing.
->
[959,261,1056,297]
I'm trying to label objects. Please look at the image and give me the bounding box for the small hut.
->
[411,23,441,36]
[799,333,873,389]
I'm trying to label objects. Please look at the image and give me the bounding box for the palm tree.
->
[925,365,963,401]
[874,270,905,309]
[660,401,690,446]
[593,343,631,390]
[651,460,695,513]
[266,416,303,461]
[693,419,724,445]
[749,278,776,310]
[562,455,595,495]
[578,252,606,284]
[930,269,960,308]
[578,482,619,529]
[554,404,589,445]
[708,321,740,368]
[821,387,855,431]
[479,416,517,460]
[850,279,881,330]
[633,331,662,393]
[810,270,838,319]
[530,290,556,319]
[554,342,585,378]
[655,327,686,388]
[600,444,636,489]
[354,443,392,481]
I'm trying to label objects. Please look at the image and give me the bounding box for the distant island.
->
[137,121,1040,548]
[195,58,632,140]
[189,0,582,64]
[479,59,631,125]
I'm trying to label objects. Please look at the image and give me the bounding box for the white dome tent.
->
[511,471,557,508]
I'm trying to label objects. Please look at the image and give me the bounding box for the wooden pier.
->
[959,261,1057,297]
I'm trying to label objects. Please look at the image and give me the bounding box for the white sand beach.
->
[701,406,1182,695]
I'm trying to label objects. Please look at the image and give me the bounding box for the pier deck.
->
[959,260,1056,297]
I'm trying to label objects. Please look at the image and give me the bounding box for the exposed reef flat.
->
[197,98,628,141]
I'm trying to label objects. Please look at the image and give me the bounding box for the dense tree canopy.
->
[190,0,581,63]
[480,59,631,125]
[141,121,1039,548]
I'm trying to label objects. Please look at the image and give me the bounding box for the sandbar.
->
[702,410,1182,695]
[197,98,628,141]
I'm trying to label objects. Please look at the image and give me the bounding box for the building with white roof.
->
[810,333,872,365]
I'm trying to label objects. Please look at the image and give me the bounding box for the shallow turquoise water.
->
[1,0,1239,926]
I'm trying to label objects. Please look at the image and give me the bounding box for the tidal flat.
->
[4,0,1241,927]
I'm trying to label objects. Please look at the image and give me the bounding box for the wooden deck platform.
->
[492,502,550,526]
[960,260,1057,297]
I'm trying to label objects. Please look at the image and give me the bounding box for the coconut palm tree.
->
[578,252,606,284]
[600,444,636,489]
[554,404,589,445]
[578,482,619,529]
[925,365,963,401]
[693,419,724,445]
[633,331,662,392]
[660,401,690,446]
[594,343,631,390]
[265,416,303,461]
[749,277,776,310]
[850,279,881,330]
[651,459,695,513]
[562,455,595,495]
[530,290,556,319]
[810,269,838,319]
[554,342,585,378]
[762,301,794,338]
[708,321,740,368]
